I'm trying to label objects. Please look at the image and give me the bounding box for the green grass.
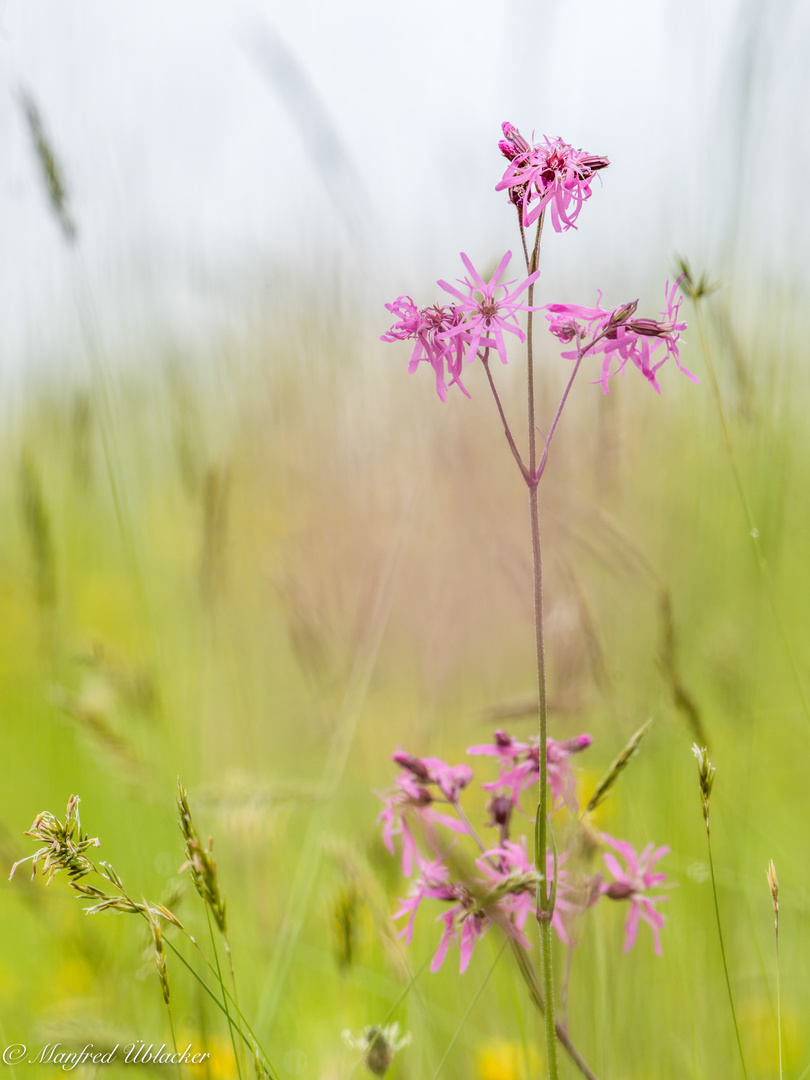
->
[1,296,808,1080]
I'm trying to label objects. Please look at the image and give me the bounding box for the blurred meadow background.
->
[2,1,810,1078]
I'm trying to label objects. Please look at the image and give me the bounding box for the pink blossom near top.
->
[469,730,592,811]
[391,751,473,803]
[599,833,671,955]
[381,296,469,402]
[437,252,540,368]
[544,279,697,394]
[496,123,610,231]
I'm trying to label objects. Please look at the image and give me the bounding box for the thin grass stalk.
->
[204,905,243,1080]
[255,487,415,1032]
[705,829,749,1080]
[508,942,600,1080]
[767,861,782,1080]
[693,745,748,1078]
[430,942,506,1080]
[691,297,810,726]
[162,937,280,1079]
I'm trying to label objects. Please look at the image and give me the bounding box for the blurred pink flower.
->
[377,752,471,876]
[544,280,697,394]
[469,730,592,811]
[496,123,609,231]
[392,852,454,945]
[478,839,578,945]
[437,252,540,367]
[599,834,670,955]
[381,296,469,402]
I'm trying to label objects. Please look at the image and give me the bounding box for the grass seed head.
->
[145,903,171,1004]
[10,796,100,884]
[18,87,77,242]
[767,859,779,929]
[692,744,715,827]
[177,780,227,935]
[586,719,652,814]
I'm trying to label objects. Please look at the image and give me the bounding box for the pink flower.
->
[477,839,577,945]
[377,752,472,875]
[391,751,473,803]
[469,730,592,812]
[382,296,469,402]
[544,280,697,394]
[599,834,670,955]
[392,852,454,945]
[437,252,540,367]
[432,894,493,973]
[496,123,609,231]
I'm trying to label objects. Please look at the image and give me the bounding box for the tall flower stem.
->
[520,212,559,1080]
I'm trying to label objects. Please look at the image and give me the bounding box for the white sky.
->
[1,0,808,377]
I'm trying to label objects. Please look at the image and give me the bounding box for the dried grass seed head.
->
[10,795,100,884]
[177,780,227,935]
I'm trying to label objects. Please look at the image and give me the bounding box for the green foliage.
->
[1,308,808,1079]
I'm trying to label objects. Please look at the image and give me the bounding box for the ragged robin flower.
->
[437,252,540,368]
[599,833,671,954]
[544,279,697,394]
[377,752,471,875]
[381,296,468,402]
[496,123,609,231]
[467,729,592,811]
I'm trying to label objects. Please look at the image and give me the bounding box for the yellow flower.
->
[476,1039,539,1080]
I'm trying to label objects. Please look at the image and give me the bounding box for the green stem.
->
[706,829,749,1080]
[163,937,281,1080]
[205,906,243,1080]
[522,211,558,1080]
[693,300,810,726]
[431,943,506,1080]
[508,942,600,1080]
[775,920,783,1080]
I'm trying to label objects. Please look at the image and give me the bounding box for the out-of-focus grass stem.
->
[691,296,810,726]
[706,833,748,1080]
[430,942,506,1080]
[767,861,782,1080]
[693,745,749,1080]
[204,906,243,1080]
[509,942,600,1080]
[255,485,415,1033]
[162,937,280,1079]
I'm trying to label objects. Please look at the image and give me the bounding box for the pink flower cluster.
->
[544,279,697,394]
[496,123,609,231]
[467,729,592,811]
[377,736,671,972]
[382,252,539,401]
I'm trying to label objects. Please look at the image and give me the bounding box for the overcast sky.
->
[1,0,808,378]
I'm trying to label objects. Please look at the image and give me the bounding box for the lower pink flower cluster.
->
[382,255,695,402]
[377,734,670,972]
